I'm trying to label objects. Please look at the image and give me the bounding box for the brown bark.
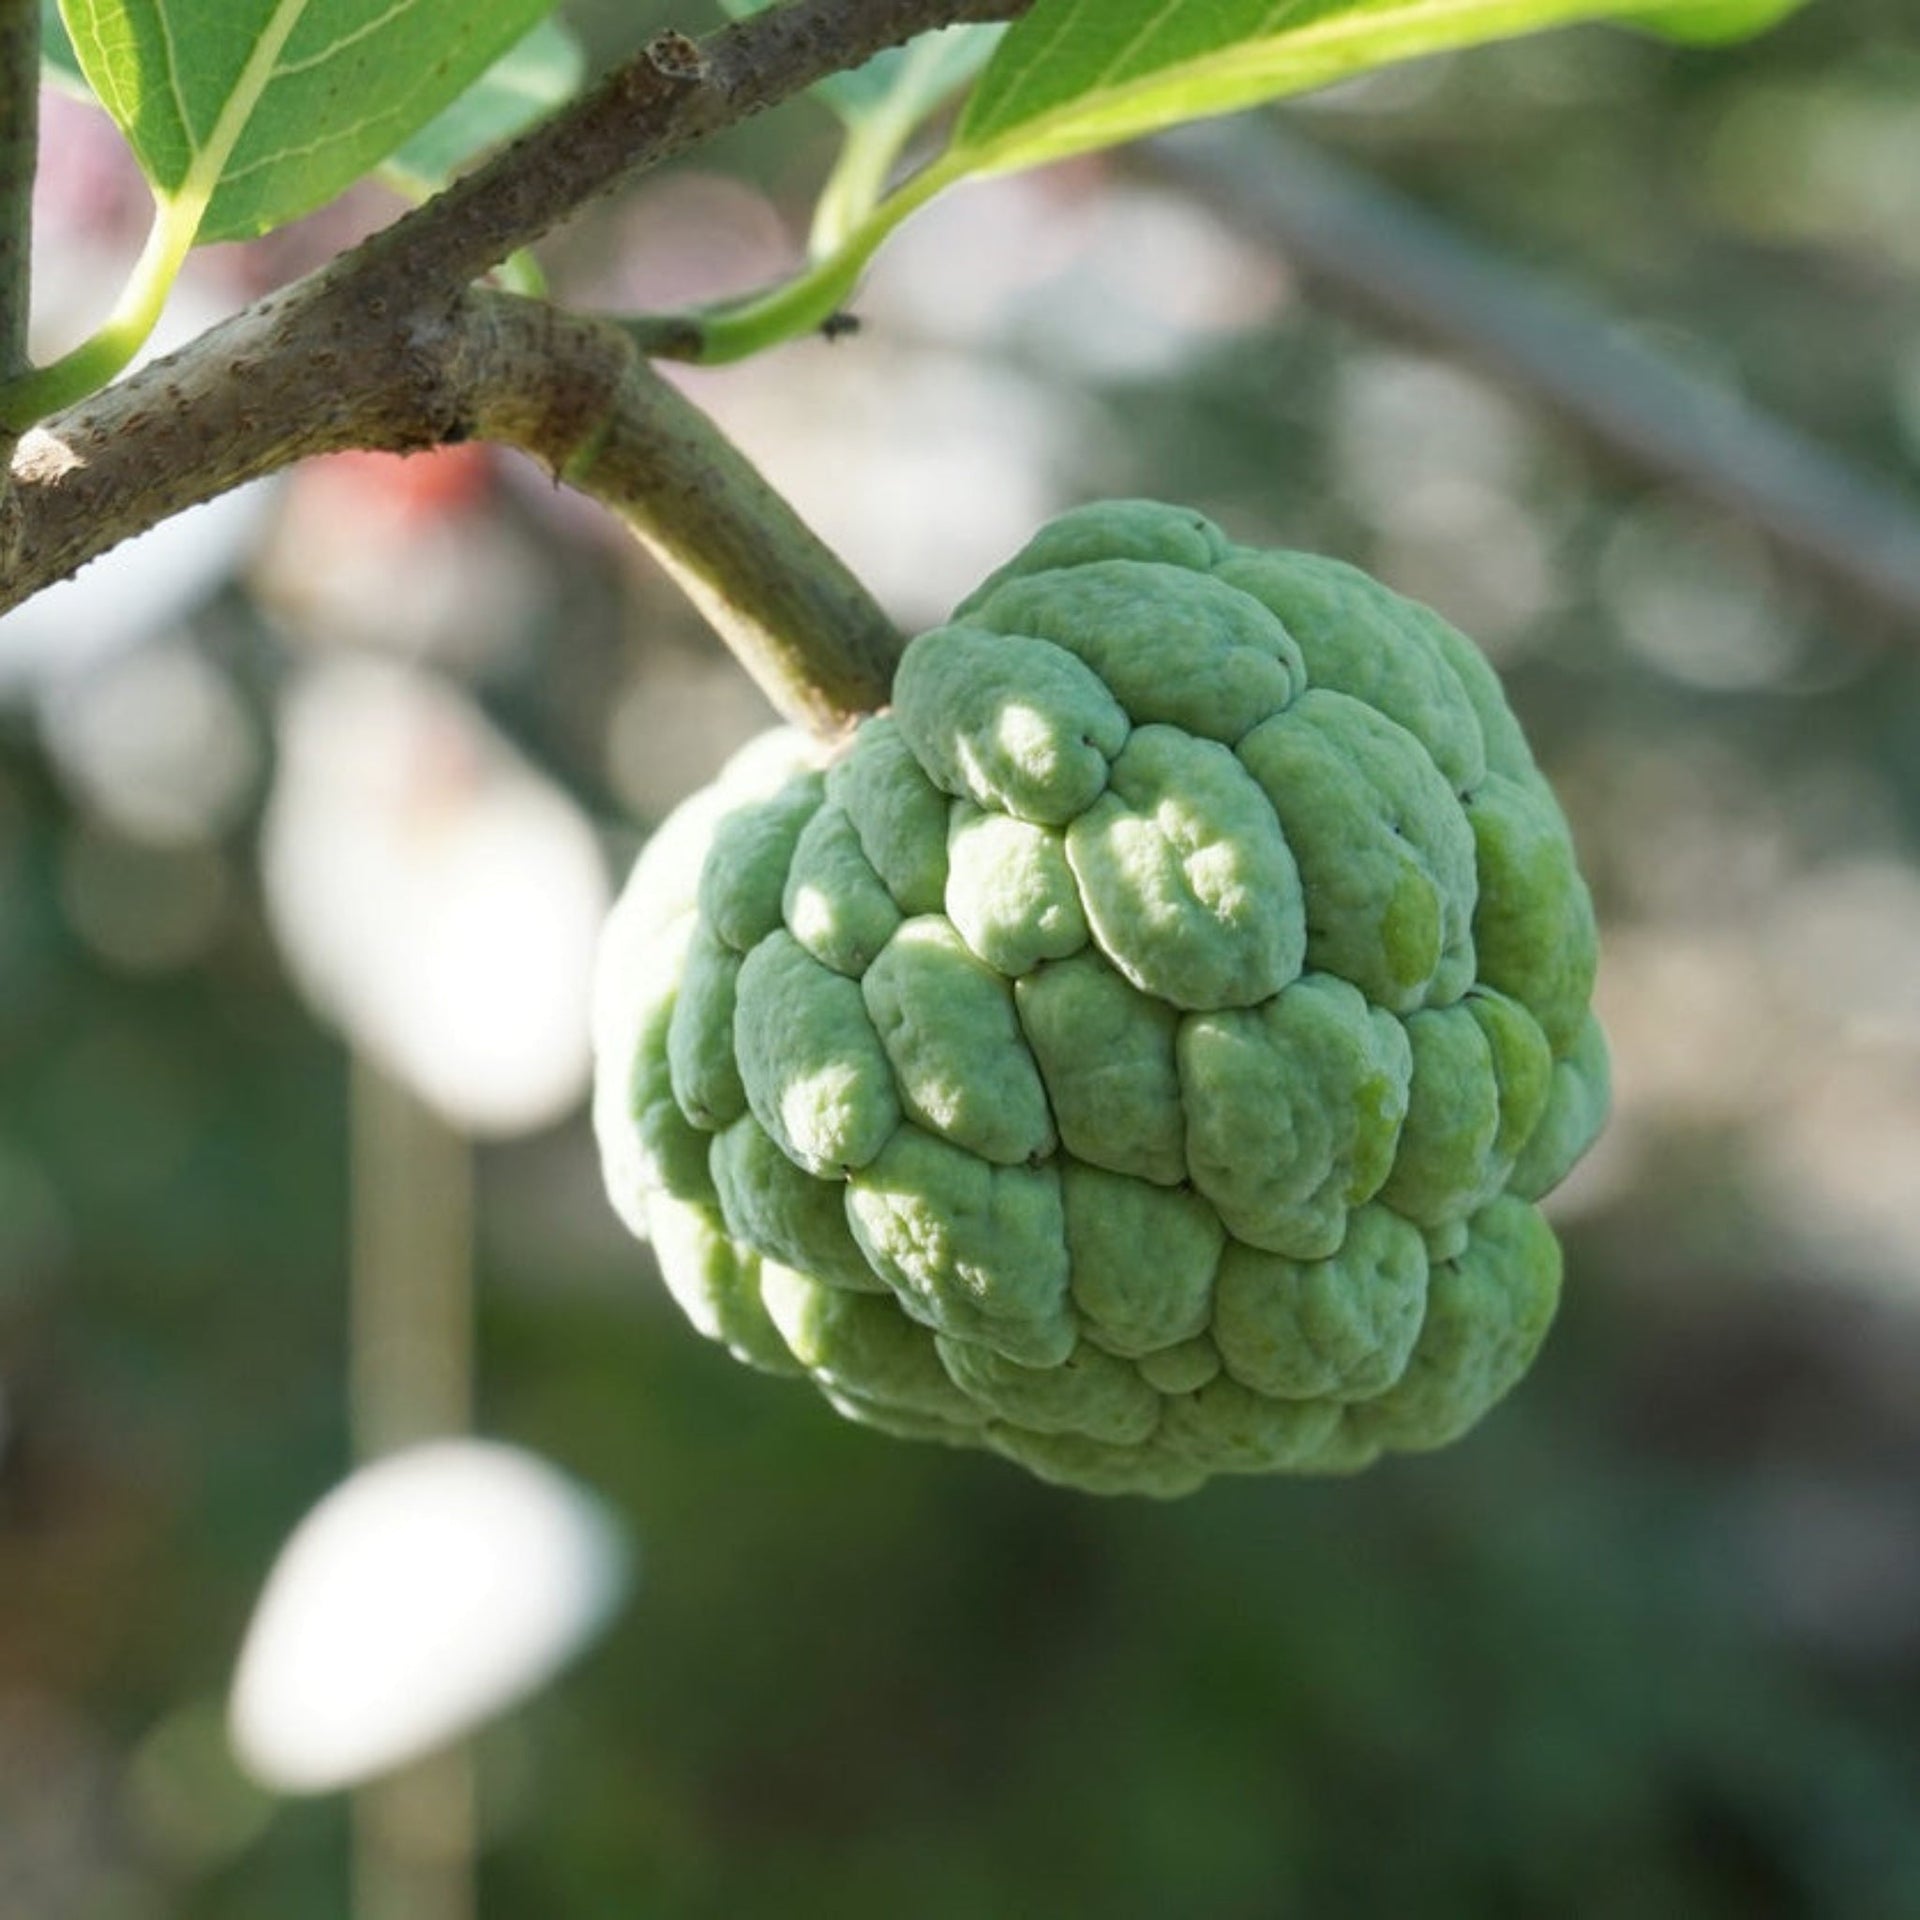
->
[0,0,1029,727]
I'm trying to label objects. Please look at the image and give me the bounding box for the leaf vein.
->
[176,0,314,212]
[967,0,1094,135]
[152,0,196,151]
[967,0,1697,165]
[211,97,426,188]
[271,0,418,79]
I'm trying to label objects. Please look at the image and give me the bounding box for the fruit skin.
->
[593,501,1608,1497]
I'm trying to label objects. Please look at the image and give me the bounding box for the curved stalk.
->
[810,112,915,263]
[463,297,904,733]
[659,152,971,365]
[0,195,199,430]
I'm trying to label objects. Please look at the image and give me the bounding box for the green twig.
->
[811,113,912,264]
[0,196,200,430]
[626,152,968,365]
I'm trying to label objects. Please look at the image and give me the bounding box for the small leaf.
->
[57,0,560,244]
[382,16,585,200]
[953,0,1813,176]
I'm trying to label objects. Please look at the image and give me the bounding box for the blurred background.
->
[5,1,1920,1914]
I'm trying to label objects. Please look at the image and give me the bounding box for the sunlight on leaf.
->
[953,0,1815,177]
[57,0,557,244]
[677,0,1807,367]
[1639,0,1810,42]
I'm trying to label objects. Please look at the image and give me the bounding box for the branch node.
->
[645,31,709,83]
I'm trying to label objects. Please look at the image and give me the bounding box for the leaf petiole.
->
[0,190,201,430]
[810,111,912,264]
[809,33,952,260]
[657,151,971,366]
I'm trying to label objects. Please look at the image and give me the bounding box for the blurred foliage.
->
[6,1,1920,1915]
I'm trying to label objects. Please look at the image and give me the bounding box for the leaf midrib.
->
[961,0,1686,163]
[169,0,313,223]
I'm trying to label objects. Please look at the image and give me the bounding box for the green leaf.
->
[381,16,585,200]
[953,0,1814,176]
[634,0,1810,367]
[56,0,559,244]
[1638,0,1809,41]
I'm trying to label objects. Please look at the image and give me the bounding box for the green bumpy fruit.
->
[593,501,1609,1497]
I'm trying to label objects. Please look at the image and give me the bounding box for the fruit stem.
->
[497,319,902,735]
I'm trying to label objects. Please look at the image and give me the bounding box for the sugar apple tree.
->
[594,500,1609,1497]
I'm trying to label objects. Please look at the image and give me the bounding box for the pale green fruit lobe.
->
[594,501,1607,1495]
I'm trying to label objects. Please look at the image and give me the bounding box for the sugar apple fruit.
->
[593,501,1609,1497]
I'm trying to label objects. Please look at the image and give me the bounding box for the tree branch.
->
[1146,120,1920,635]
[0,0,39,474]
[354,0,1024,300]
[0,0,1029,726]
[464,295,900,730]
[2,277,902,727]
